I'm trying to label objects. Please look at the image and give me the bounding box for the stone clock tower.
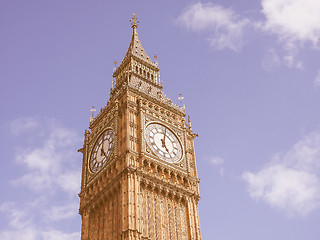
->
[78,15,201,240]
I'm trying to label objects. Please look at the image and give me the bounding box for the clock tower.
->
[79,14,202,240]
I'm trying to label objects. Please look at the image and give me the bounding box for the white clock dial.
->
[145,123,182,163]
[89,129,114,173]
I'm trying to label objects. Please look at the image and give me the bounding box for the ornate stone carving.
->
[79,14,201,240]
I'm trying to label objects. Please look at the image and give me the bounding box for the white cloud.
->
[243,129,320,217]
[44,203,79,222]
[57,171,82,195]
[210,156,225,165]
[283,53,303,69]
[0,228,38,240]
[315,70,320,87]
[176,1,320,70]
[0,117,81,239]
[10,117,39,136]
[42,230,80,240]
[0,202,31,229]
[0,227,80,240]
[0,201,80,240]
[262,47,304,70]
[12,119,81,194]
[262,0,320,47]
[176,3,250,51]
[260,0,320,68]
[209,156,225,176]
[262,48,281,70]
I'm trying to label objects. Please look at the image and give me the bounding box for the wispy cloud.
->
[0,202,80,240]
[262,47,303,70]
[177,1,320,70]
[0,225,80,240]
[210,156,225,165]
[209,156,225,176]
[44,204,78,222]
[176,3,250,51]
[1,117,81,239]
[10,117,39,136]
[242,129,320,217]
[261,0,320,47]
[260,0,320,68]
[262,48,281,70]
[0,202,32,229]
[12,118,80,194]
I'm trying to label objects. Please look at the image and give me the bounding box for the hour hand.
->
[161,138,169,153]
[164,145,169,153]
[100,144,106,156]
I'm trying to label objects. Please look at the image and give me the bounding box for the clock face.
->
[89,129,114,173]
[145,123,183,163]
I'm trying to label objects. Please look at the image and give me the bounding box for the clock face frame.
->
[144,122,183,163]
[89,128,114,173]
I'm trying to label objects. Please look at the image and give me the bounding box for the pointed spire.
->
[122,14,157,67]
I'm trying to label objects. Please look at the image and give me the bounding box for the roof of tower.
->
[123,14,157,67]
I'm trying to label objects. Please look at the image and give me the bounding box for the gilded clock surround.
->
[144,122,183,164]
[88,128,115,173]
[78,14,201,240]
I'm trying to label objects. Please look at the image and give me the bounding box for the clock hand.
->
[160,128,170,153]
[161,128,167,147]
[164,145,169,153]
[100,141,106,157]
[161,139,169,153]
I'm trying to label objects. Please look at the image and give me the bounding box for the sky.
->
[1,0,320,239]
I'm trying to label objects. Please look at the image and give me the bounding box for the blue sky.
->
[1,0,320,239]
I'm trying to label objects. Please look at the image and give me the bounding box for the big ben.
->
[78,14,202,240]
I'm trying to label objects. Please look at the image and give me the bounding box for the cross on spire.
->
[178,93,184,106]
[130,13,139,29]
[90,106,96,123]
[113,58,117,72]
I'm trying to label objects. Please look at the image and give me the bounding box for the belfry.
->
[78,14,202,240]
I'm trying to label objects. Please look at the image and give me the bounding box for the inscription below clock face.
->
[145,123,183,163]
[89,129,114,173]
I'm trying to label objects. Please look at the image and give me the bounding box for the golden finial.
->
[90,106,96,123]
[130,13,139,28]
[112,58,117,89]
[178,93,184,106]
[113,58,117,72]
[188,115,192,129]
[154,52,158,66]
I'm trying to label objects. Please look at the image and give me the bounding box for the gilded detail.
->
[79,14,201,240]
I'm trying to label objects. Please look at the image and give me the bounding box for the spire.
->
[123,13,156,67]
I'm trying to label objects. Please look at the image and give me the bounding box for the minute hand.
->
[100,140,106,156]
[161,128,169,153]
